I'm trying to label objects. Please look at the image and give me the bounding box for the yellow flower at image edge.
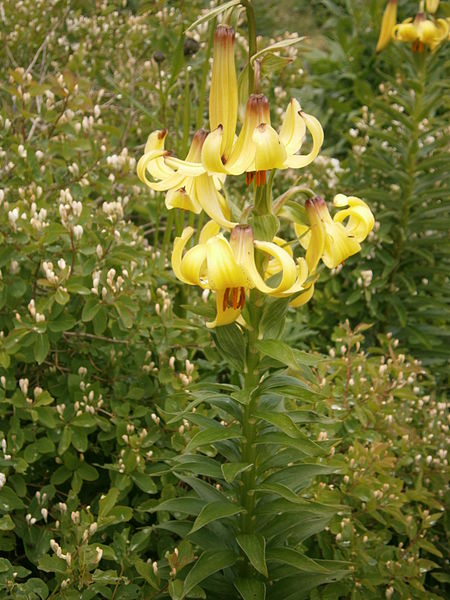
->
[295,195,374,271]
[393,13,448,51]
[136,129,236,229]
[172,223,310,328]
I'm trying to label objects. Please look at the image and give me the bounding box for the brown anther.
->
[158,129,167,139]
[238,287,246,309]
[245,171,255,185]
[232,287,239,309]
[255,170,266,187]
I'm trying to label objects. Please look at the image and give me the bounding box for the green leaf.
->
[181,550,237,598]
[234,578,266,600]
[81,296,101,322]
[263,464,339,491]
[221,462,253,484]
[236,534,268,577]
[135,558,160,590]
[93,306,108,335]
[185,426,242,452]
[72,412,96,427]
[0,514,15,531]
[186,0,240,32]
[256,339,323,368]
[211,323,245,371]
[255,411,301,438]
[190,501,244,534]
[21,578,49,599]
[38,555,68,574]
[54,287,70,305]
[34,334,49,364]
[77,463,99,481]
[148,497,205,516]
[114,300,134,328]
[0,486,25,511]
[58,427,72,455]
[132,472,158,494]
[33,391,54,407]
[48,313,77,332]
[266,547,330,573]
[98,487,120,519]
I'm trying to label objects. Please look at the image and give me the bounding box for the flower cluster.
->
[376,0,449,53]
[138,18,374,327]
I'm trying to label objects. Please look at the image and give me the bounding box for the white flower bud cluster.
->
[106,147,136,172]
[0,472,6,490]
[50,539,71,565]
[58,189,83,238]
[8,207,20,230]
[106,268,124,294]
[27,299,45,323]
[102,197,127,222]
[1,438,11,461]
[357,269,373,288]
[74,379,103,417]
[142,350,157,374]
[42,261,61,284]
[30,202,49,231]
[155,286,171,316]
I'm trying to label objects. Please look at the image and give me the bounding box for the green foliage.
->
[296,2,450,379]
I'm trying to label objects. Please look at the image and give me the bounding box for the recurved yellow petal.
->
[171,227,195,285]
[279,99,307,155]
[165,188,201,213]
[284,112,324,169]
[253,124,288,171]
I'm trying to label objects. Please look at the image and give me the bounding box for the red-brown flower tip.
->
[306,196,325,210]
[158,129,167,140]
[192,129,209,145]
[214,24,235,46]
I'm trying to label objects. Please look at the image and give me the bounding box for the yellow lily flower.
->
[201,95,323,186]
[137,129,236,229]
[392,12,449,52]
[376,0,397,53]
[209,25,238,162]
[172,223,310,327]
[295,195,374,270]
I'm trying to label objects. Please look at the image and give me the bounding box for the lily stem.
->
[239,325,260,574]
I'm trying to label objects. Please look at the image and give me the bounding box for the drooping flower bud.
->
[426,0,439,14]
[376,0,397,53]
[209,25,238,162]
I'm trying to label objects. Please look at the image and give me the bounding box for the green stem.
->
[239,325,260,572]
[240,0,257,95]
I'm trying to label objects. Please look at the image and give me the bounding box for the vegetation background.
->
[0,0,448,598]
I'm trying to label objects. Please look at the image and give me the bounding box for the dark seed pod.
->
[153,50,166,64]
[183,37,200,57]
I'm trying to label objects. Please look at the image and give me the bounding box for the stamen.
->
[232,287,239,309]
[245,171,255,185]
[238,287,246,309]
[255,170,266,187]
